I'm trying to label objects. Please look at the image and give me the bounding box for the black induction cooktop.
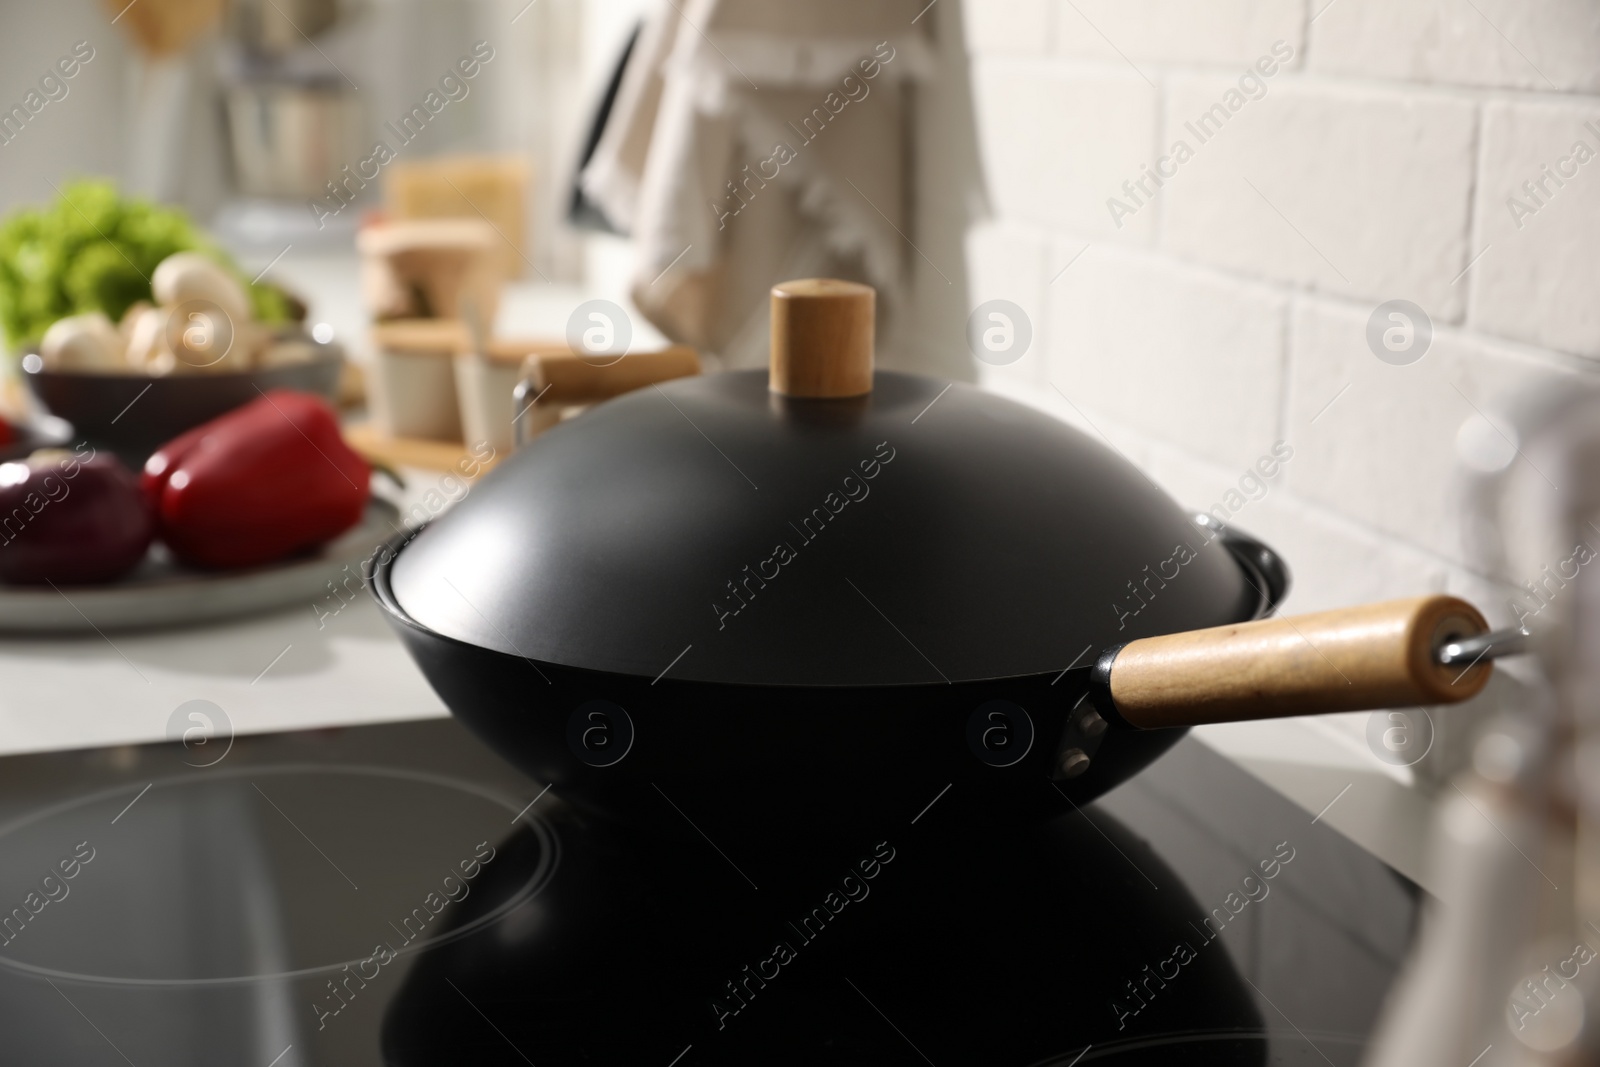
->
[0,718,1417,1066]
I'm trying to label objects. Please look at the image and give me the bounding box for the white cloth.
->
[581,0,931,368]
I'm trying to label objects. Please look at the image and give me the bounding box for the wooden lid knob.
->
[769,278,874,398]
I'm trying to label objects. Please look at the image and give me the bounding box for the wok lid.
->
[388,281,1261,687]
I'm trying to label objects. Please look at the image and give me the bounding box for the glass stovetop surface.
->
[0,719,1417,1066]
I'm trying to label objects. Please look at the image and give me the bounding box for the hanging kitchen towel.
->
[580,0,932,369]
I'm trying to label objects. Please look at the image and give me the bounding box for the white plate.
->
[0,413,74,462]
[0,499,402,633]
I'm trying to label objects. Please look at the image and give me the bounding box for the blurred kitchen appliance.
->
[104,0,227,204]
[230,0,340,53]
[104,0,224,57]
[1366,387,1600,1066]
[218,0,366,200]
[223,82,364,200]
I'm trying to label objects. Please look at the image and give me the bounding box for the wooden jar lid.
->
[769,278,874,399]
[370,319,471,355]
[356,218,498,255]
[481,338,569,367]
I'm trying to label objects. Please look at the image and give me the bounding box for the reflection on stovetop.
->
[0,721,1417,1066]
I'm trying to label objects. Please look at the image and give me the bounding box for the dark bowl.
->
[21,336,343,464]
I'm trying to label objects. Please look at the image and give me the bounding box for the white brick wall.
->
[1047,244,1286,468]
[1160,80,1477,319]
[1470,98,1600,355]
[1285,298,1580,565]
[1054,0,1306,68]
[965,221,1052,390]
[1310,0,1600,93]
[958,0,1600,783]
[961,0,1054,56]
[971,60,1159,241]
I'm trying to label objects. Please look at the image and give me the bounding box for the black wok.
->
[371,279,1504,829]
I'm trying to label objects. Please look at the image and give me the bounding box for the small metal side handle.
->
[1193,512,1292,620]
[511,375,539,450]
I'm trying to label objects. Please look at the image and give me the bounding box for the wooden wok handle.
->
[1105,596,1493,729]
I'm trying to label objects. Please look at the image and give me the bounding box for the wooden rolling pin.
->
[513,346,701,445]
[1099,596,1495,729]
[521,346,701,405]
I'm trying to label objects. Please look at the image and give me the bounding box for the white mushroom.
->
[118,301,151,347]
[129,305,243,377]
[124,306,173,372]
[162,305,253,374]
[146,349,179,377]
[152,252,252,328]
[39,312,126,372]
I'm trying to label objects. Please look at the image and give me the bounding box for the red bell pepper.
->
[143,390,370,569]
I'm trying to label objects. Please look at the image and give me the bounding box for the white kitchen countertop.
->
[0,592,448,757]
